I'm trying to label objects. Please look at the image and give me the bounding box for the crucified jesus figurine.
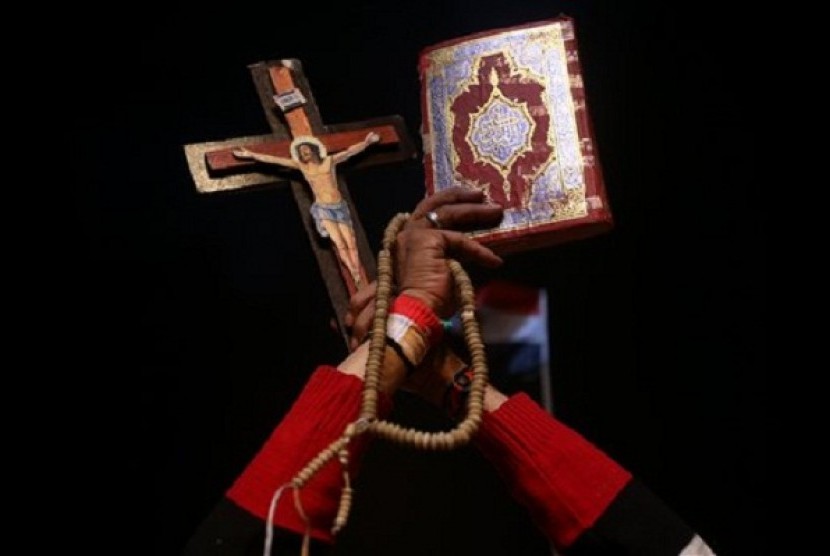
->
[234,131,380,288]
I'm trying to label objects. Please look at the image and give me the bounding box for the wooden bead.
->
[453,429,471,445]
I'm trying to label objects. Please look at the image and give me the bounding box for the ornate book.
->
[419,17,612,253]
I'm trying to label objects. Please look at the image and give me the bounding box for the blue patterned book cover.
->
[419,17,612,253]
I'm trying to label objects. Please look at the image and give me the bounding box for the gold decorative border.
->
[183,134,285,193]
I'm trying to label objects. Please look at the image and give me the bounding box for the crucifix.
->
[184,59,415,344]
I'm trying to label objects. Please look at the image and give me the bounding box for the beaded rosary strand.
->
[265,213,489,555]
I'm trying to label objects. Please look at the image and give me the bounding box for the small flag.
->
[449,280,553,412]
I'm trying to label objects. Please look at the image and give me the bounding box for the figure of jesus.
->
[234,132,380,288]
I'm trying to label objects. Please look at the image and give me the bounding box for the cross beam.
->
[184,59,415,344]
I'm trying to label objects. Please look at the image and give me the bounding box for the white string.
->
[263,483,293,556]
[293,488,312,554]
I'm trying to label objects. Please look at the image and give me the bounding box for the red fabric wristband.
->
[390,294,444,345]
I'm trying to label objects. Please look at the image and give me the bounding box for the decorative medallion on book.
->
[421,18,612,253]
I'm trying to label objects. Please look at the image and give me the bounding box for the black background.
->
[69,1,765,554]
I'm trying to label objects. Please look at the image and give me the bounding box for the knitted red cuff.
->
[226,366,392,543]
[476,393,632,548]
[390,294,443,345]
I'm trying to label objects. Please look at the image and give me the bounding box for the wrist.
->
[397,288,442,315]
[405,348,473,418]
[483,385,508,412]
[339,294,446,398]
[386,294,444,368]
[337,340,408,395]
[417,349,508,417]
[337,341,369,379]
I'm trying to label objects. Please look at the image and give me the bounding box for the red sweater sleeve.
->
[476,392,632,549]
[226,366,391,543]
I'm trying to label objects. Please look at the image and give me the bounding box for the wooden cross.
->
[184,59,415,345]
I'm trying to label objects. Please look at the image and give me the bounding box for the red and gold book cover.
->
[419,17,612,254]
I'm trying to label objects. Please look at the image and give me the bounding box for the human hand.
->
[396,187,503,318]
[366,131,380,144]
[232,148,253,159]
[344,280,377,352]
[344,187,503,350]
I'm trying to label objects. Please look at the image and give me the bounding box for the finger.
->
[411,187,487,218]
[345,281,377,327]
[350,298,376,351]
[413,203,503,232]
[441,230,503,268]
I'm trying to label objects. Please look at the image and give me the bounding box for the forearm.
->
[476,393,711,555]
[564,479,713,555]
[225,364,385,543]
[337,337,409,394]
[216,308,422,547]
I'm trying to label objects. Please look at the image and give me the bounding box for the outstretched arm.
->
[233,147,299,169]
[475,389,714,555]
[331,132,380,164]
[345,191,716,555]
[184,188,502,556]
